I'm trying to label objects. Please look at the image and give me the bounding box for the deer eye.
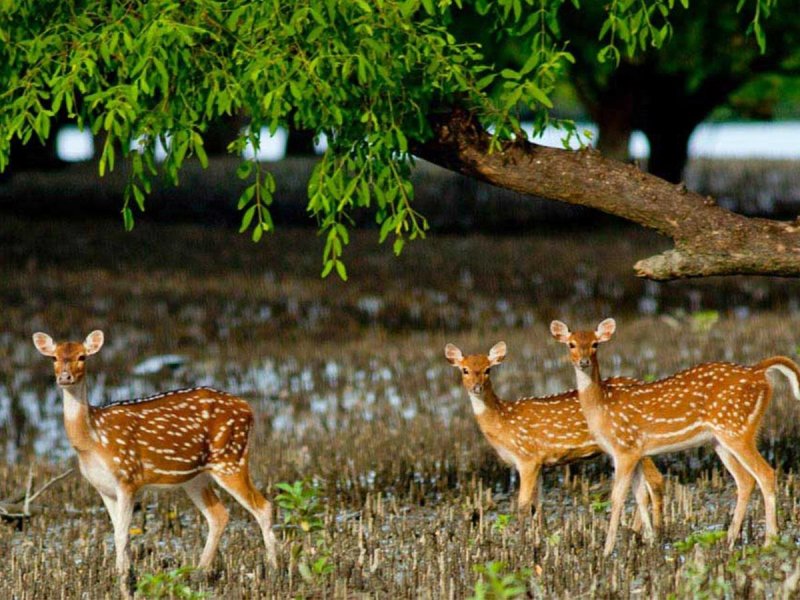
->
[51,356,58,362]
[461,368,469,375]
[484,368,491,375]
[591,342,598,349]
[77,355,86,361]
[568,342,576,349]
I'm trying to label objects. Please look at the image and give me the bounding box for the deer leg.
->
[714,444,756,548]
[640,457,663,533]
[631,463,654,542]
[517,462,544,531]
[183,474,229,570]
[211,469,277,568]
[720,439,777,544]
[535,471,544,531]
[604,455,638,557]
[110,487,136,598]
[99,492,119,530]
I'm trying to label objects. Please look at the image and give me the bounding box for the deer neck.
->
[574,360,604,414]
[468,382,501,419]
[60,382,97,452]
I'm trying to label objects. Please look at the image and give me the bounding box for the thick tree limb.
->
[413,108,800,280]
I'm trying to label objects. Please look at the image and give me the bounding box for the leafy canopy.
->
[0,0,774,278]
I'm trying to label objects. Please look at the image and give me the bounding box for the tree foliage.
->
[0,0,776,278]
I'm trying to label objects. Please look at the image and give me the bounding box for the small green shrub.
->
[492,513,513,534]
[136,566,206,600]
[470,561,532,600]
[275,480,324,534]
[673,529,726,553]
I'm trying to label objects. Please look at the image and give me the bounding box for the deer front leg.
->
[516,462,542,523]
[99,492,119,530]
[112,487,136,592]
[604,455,638,557]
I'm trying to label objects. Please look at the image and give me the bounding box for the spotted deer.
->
[33,330,277,585]
[551,318,800,556]
[444,342,664,530]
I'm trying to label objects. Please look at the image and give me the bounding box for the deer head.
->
[445,342,506,395]
[32,330,104,387]
[550,318,615,373]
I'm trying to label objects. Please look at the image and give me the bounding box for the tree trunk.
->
[641,119,693,184]
[285,128,317,156]
[413,108,800,281]
[578,66,638,163]
[595,108,634,163]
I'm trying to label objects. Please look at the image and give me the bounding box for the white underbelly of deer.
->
[643,426,714,456]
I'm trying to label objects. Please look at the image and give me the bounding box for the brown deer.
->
[33,330,277,585]
[551,318,800,556]
[444,342,664,530]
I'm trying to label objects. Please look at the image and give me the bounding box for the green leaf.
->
[122,207,134,231]
[526,84,553,108]
[132,185,146,211]
[500,68,521,80]
[239,205,256,232]
[334,260,347,281]
[236,161,254,180]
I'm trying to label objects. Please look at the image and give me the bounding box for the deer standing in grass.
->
[444,342,664,529]
[33,330,277,588]
[551,318,800,556]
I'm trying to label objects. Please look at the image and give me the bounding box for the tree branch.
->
[0,468,74,522]
[412,108,800,280]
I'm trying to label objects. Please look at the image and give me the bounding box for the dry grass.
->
[2,217,800,598]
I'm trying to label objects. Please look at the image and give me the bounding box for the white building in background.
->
[55,122,800,163]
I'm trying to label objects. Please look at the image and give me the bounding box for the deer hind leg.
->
[640,457,664,533]
[714,444,756,548]
[631,462,655,542]
[719,438,777,544]
[183,474,229,570]
[604,455,639,557]
[211,469,277,568]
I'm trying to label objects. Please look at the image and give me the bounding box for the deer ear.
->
[33,332,57,357]
[550,320,571,344]
[83,330,105,355]
[445,343,464,366]
[595,318,616,343]
[488,342,507,365]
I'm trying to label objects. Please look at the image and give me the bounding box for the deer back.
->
[90,386,253,486]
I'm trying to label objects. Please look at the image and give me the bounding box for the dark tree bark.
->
[5,136,68,176]
[575,66,742,183]
[573,64,638,164]
[202,114,247,155]
[284,128,317,156]
[413,108,800,281]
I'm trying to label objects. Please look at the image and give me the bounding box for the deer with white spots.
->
[444,342,664,530]
[551,318,800,556]
[32,330,277,587]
